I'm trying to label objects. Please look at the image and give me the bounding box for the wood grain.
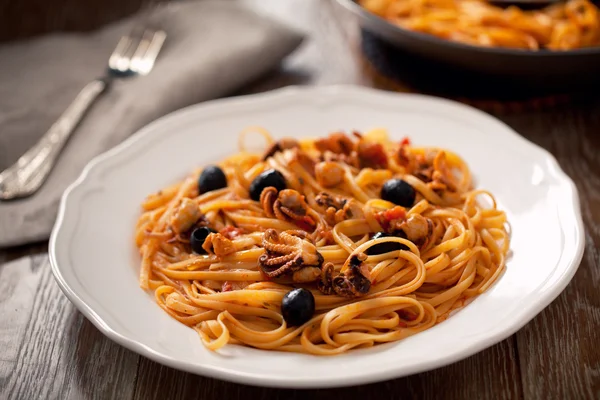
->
[0,0,170,42]
[0,256,140,400]
[132,338,521,400]
[501,105,600,400]
[1,0,599,399]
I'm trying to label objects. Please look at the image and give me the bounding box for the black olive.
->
[366,231,409,255]
[249,169,286,201]
[381,179,416,207]
[190,226,216,254]
[281,288,315,327]
[198,165,227,194]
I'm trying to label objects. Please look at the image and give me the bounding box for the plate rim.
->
[49,85,585,388]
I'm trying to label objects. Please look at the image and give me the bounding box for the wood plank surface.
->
[503,106,600,400]
[0,0,169,42]
[132,339,522,400]
[0,256,140,400]
[0,0,599,399]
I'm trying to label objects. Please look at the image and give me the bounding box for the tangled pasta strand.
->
[136,128,509,355]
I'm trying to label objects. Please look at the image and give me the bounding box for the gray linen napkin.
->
[0,1,302,248]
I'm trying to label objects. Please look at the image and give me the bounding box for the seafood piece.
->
[283,147,317,177]
[396,142,436,181]
[375,206,407,233]
[356,140,388,169]
[258,229,324,281]
[315,131,389,170]
[262,138,300,160]
[397,214,433,247]
[314,132,354,155]
[397,143,458,194]
[318,253,371,297]
[376,206,433,247]
[261,188,316,230]
[430,151,458,193]
[315,192,364,225]
[202,232,236,256]
[170,198,201,234]
[315,161,345,188]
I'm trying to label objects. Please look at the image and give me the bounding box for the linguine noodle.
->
[135,129,509,355]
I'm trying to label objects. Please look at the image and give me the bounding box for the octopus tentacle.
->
[279,232,302,246]
[284,230,309,239]
[262,189,316,230]
[318,252,371,297]
[260,187,278,218]
[260,252,297,266]
[258,228,324,283]
[263,242,295,254]
[279,204,307,221]
[273,202,289,222]
[315,192,363,226]
[262,259,297,278]
[317,262,335,295]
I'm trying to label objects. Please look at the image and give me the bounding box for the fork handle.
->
[0,78,109,200]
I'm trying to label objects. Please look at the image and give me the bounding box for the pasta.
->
[360,0,600,50]
[135,128,509,355]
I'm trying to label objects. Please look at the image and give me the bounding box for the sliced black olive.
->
[249,169,286,201]
[281,288,315,327]
[190,226,216,254]
[381,179,416,207]
[366,231,409,255]
[198,165,227,194]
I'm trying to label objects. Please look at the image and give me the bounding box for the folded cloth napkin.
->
[0,1,302,248]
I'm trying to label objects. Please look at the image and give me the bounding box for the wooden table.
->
[1,1,599,398]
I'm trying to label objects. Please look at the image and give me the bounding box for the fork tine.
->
[131,30,166,75]
[129,30,154,75]
[108,35,134,73]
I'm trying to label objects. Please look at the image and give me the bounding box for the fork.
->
[0,28,166,201]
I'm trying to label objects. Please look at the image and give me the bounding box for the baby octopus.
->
[429,151,458,193]
[314,132,388,170]
[396,142,433,181]
[259,229,324,282]
[261,188,316,230]
[318,253,371,297]
[315,192,364,225]
[288,147,317,177]
[396,143,458,194]
[376,206,434,248]
[314,132,355,156]
[262,138,300,160]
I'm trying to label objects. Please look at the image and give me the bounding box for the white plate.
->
[50,85,584,388]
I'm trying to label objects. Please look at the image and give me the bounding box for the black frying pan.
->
[338,0,600,93]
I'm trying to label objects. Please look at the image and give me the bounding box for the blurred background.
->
[3,0,600,107]
[0,0,157,41]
